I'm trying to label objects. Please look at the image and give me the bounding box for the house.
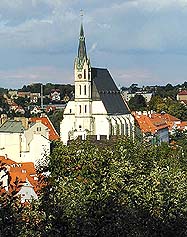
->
[30,92,40,104]
[0,119,50,164]
[8,90,18,99]
[30,106,42,115]
[51,89,61,102]
[60,23,134,145]
[177,90,187,102]
[134,113,169,144]
[0,156,38,203]
[17,91,30,98]
[30,114,60,141]
[122,91,153,103]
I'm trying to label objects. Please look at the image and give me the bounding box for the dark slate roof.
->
[91,67,130,115]
[0,120,25,133]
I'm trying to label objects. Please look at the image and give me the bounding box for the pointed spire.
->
[78,23,87,60]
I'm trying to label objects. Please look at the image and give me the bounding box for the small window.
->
[70,109,72,113]
[37,127,41,132]
[84,85,86,95]
[84,69,86,79]
[85,105,87,113]
[79,105,81,114]
[79,85,81,95]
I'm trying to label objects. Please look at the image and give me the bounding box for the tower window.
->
[84,85,86,95]
[85,105,87,113]
[79,105,82,114]
[84,69,86,79]
[79,85,81,95]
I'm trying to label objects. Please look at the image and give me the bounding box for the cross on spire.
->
[80,9,83,23]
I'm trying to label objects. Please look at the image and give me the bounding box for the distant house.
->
[177,90,187,102]
[51,89,61,102]
[30,106,42,115]
[17,91,30,98]
[8,90,18,99]
[30,92,40,104]
[122,91,153,103]
[134,113,169,144]
[134,111,187,142]
[0,156,38,203]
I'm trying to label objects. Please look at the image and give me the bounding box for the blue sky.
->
[0,0,187,89]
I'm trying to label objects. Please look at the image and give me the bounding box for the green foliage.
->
[149,95,187,120]
[128,94,147,111]
[2,138,187,236]
[48,110,63,134]
[38,139,187,236]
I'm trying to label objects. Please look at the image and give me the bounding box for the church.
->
[60,24,134,145]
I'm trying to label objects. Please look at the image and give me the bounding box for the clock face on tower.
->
[78,74,82,79]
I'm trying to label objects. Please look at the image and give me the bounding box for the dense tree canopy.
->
[128,94,147,111]
[2,138,187,236]
[148,95,187,120]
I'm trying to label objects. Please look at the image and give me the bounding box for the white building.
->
[60,24,134,145]
[122,91,153,103]
[0,120,50,163]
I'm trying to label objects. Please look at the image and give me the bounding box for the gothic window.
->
[79,105,82,114]
[85,105,87,113]
[84,85,86,95]
[84,69,86,79]
[79,85,81,95]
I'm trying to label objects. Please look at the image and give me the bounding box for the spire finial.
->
[80,9,83,23]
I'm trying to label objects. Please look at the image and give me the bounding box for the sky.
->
[0,0,187,89]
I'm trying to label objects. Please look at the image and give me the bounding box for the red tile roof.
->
[0,156,39,193]
[134,114,168,134]
[30,115,60,141]
[178,90,187,95]
[134,112,187,133]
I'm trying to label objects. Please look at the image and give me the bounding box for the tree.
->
[48,110,63,134]
[2,138,187,236]
[128,94,147,111]
[37,139,187,236]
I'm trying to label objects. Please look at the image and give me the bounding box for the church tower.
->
[60,20,134,145]
[74,24,93,135]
